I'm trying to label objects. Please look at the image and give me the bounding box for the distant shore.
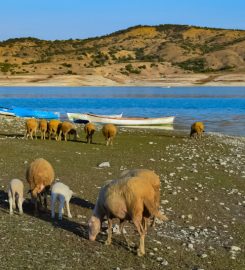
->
[0,73,245,87]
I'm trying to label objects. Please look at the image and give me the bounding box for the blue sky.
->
[1,0,245,41]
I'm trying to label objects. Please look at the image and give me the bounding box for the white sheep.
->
[8,179,24,215]
[51,182,73,220]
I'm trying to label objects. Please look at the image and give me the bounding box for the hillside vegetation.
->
[0,24,245,79]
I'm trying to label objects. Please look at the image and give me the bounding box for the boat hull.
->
[68,113,175,126]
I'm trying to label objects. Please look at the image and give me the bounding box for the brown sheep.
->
[26,158,55,215]
[48,120,62,141]
[88,169,167,256]
[84,122,96,144]
[39,119,48,140]
[102,124,117,146]
[58,121,78,141]
[190,122,205,139]
[25,118,38,140]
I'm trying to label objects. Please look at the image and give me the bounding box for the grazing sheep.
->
[51,182,73,220]
[26,158,55,215]
[84,122,96,144]
[8,179,24,215]
[48,120,62,141]
[102,124,117,146]
[58,121,78,141]
[39,119,48,140]
[25,118,38,140]
[88,169,167,256]
[190,122,205,138]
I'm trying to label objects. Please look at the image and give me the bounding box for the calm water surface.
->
[0,86,244,136]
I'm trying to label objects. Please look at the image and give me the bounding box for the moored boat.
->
[0,107,16,117]
[0,107,60,119]
[67,112,123,123]
[67,113,175,126]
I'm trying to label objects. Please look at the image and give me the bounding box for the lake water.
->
[0,86,244,136]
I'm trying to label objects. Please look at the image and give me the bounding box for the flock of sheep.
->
[8,158,168,257]
[25,118,118,145]
[7,118,205,256]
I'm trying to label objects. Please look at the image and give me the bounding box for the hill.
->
[0,24,245,86]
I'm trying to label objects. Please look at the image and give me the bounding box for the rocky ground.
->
[0,116,244,269]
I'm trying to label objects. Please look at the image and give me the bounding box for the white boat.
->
[0,108,15,117]
[67,112,123,122]
[67,113,175,126]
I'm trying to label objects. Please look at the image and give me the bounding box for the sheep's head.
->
[88,216,101,241]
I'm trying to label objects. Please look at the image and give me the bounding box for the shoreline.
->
[0,73,245,87]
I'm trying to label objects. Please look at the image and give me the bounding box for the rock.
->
[188,243,194,249]
[98,162,110,168]
[161,259,168,266]
[161,200,169,205]
[230,246,241,252]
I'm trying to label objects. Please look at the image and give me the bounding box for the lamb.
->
[8,179,24,215]
[84,122,96,144]
[48,119,62,141]
[25,118,38,140]
[102,124,117,146]
[39,119,48,140]
[51,182,73,220]
[88,169,167,256]
[26,158,55,214]
[58,121,78,141]
[190,121,205,138]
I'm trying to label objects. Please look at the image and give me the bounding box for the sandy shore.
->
[0,116,244,269]
[0,73,245,86]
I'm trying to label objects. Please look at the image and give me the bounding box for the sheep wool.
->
[89,169,167,256]
[84,122,96,144]
[102,124,117,146]
[190,121,205,138]
[8,179,24,215]
[51,182,73,220]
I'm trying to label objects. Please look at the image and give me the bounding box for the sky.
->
[1,0,245,41]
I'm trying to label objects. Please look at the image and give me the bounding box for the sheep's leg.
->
[34,198,39,216]
[133,219,146,256]
[18,197,23,215]
[8,191,13,215]
[51,193,57,219]
[65,199,72,218]
[34,129,37,140]
[58,196,65,220]
[119,220,135,249]
[105,218,113,245]
[132,204,145,256]
[43,191,48,210]
[86,134,89,143]
[30,130,33,140]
